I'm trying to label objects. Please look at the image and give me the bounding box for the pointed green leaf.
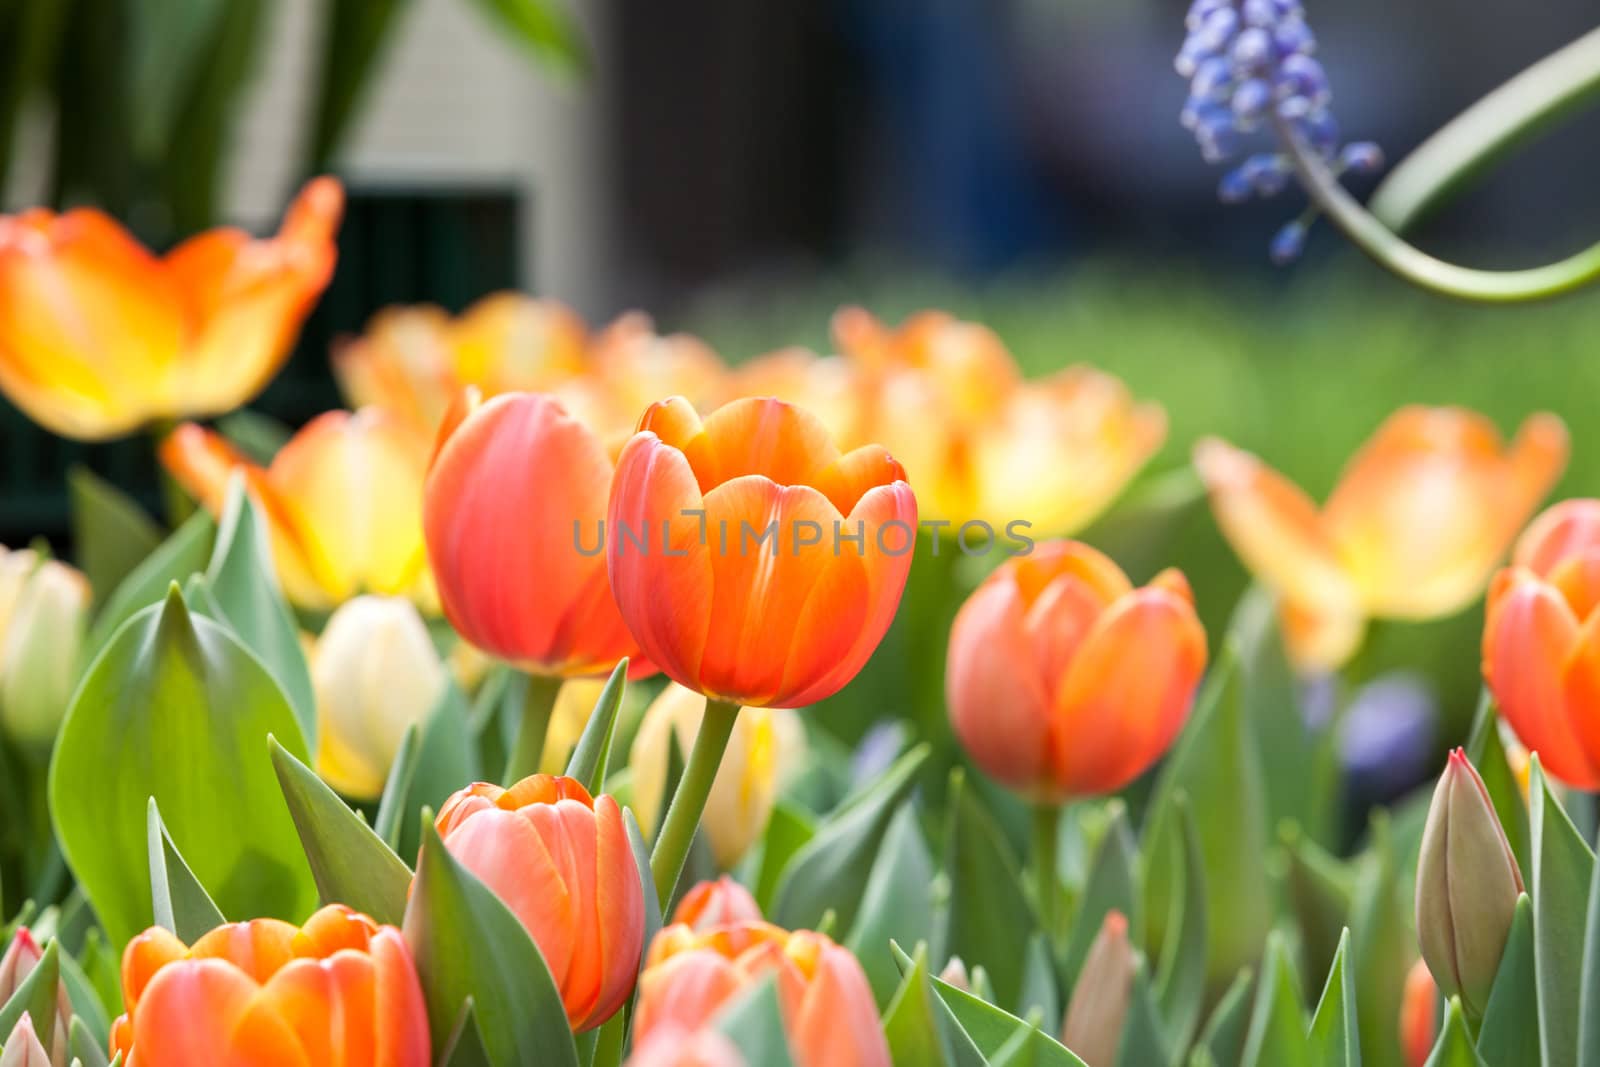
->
[1018,933,1060,1031]
[1115,957,1173,1067]
[752,802,816,914]
[1530,754,1594,1067]
[1232,586,1322,836]
[404,820,579,1067]
[0,940,58,1042]
[883,943,955,1067]
[1581,848,1600,1067]
[204,476,316,743]
[83,508,214,663]
[1154,795,1208,1054]
[940,768,1033,1011]
[1066,803,1141,989]
[68,466,163,607]
[146,798,226,941]
[437,999,494,1067]
[59,950,110,1049]
[374,724,421,851]
[846,803,936,1007]
[52,586,313,948]
[1464,693,1531,881]
[1281,821,1356,994]
[1478,894,1537,1067]
[1145,645,1271,985]
[1422,999,1487,1067]
[914,953,1086,1066]
[69,1016,111,1067]
[76,930,121,1032]
[625,809,662,976]
[713,974,798,1065]
[1240,932,1310,1067]
[564,660,628,792]
[399,678,479,861]
[1306,930,1359,1067]
[771,744,928,933]
[1348,814,1412,1067]
[1194,969,1256,1067]
[270,738,412,927]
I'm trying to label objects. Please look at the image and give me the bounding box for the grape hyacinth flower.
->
[1177,0,1383,263]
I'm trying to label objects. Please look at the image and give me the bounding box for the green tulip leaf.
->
[204,476,316,744]
[1193,968,1256,1067]
[67,466,162,608]
[1239,932,1310,1067]
[1154,795,1208,1054]
[52,586,313,949]
[82,508,214,663]
[1145,645,1271,986]
[939,768,1034,1012]
[884,943,953,1067]
[437,998,494,1067]
[1423,999,1488,1067]
[404,818,578,1067]
[0,939,58,1043]
[1115,957,1173,1067]
[1530,754,1594,1067]
[625,808,663,976]
[1479,894,1538,1067]
[146,797,225,942]
[564,659,628,793]
[1065,802,1141,991]
[76,930,121,1033]
[1306,930,1358,1067]
[1231,586,1322,837]
[752,802,816,914]
[771,744,928,933]
[270,738,412,927]
[1281,821,1356,994]
[373,723,421,852]
[1465,693,1531,881]
[69,1016,111,1067]
[59,950,110,1049]
[845,803,936,1007]
[1018,933,1060,1032]
[1348,813,1412,1067]
[713,973,798,1066]
[398,678,479,861]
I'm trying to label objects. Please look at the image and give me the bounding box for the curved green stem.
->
[649,698,740,910]
[1371,25,1600,231]
[504,673,563,784]
[1033,802,1062,943]
[1276,117,1600,302]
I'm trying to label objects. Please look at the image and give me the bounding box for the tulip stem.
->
[650,698,740,910]
[1033,802,1063,944]
[504,673,563,785]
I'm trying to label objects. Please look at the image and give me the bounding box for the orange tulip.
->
[728,347,868,449]
[626,1025,747,1067]
[0,178,341,440]
[832,308,1164,537]
[161,408,435,612]
[333,294,588,435]
[110,904,428,1067]
[635,922,890,1067]
[434,774,644,1031]
[424,390,647,677]
[555,313,729,448]
[607,395,916,708]
[1484,498,1600,789]
[1399,958,1439,1067]
[673,877,763,931]
[1196,406,1567,670]
[946,540,1207,802]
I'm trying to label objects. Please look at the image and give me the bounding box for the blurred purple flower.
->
[1338,672,1437,799]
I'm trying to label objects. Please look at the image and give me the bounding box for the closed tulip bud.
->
[1196,407,1566,670]
[635,922,890,1067]
[0,550,88,750]
[608,396,915,707]
[1415,749,1523,1017]
[162,409,436,612]
[1399,958,1439,1067]
[673,877,764,931]
[0,930,68,1067]
[0,178,341,441]
[1061,911,1136,1066]
[1484,498,1600,789]
[111,905,428,1066]
[435,774,644,1030]
[0,1015,51,1067]
[424,391,649,678]
[632,684,806,867]
[311,595,447,800]
[938,956,971,992]
[947,541,1206,802]
[626,1024,747,1067]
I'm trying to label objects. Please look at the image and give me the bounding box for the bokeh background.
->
[3,0,1598,821]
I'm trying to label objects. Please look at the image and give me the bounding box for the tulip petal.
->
[695,397,842,492]
[588,796,645,1029]
[1279,596,1368,674]
[1050,584,1208,797]
[787,942,892,1067]
[527,799,603,1026]
[811,444,907,516]
[1482,571,1600,788]
[369,929,432,1067]
[130,959,309,1067]
[1515,497,1600,576]
[1563,610,1600,789]
[260,954,376,1067]
[1193,437,1358,618]
[635,950,744,1040]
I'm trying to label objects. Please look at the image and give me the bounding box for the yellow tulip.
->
[0,178,341,440]
[310,596,446,800]
[631,683,806,868]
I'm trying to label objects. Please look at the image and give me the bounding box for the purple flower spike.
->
[1270,219,1308,263]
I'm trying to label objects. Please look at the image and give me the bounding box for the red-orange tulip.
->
[634,922,889,1067]
[0,179,341,440]
[161,409,435,612]
[1484,498,1600,789]
[434,774,644,1031]
[607,396,916,708]
[424,390,648,677]
[946,541,1207,801]
[673,877,763,931]
[1400,958,1439,1067]
[110,905,427,1067]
